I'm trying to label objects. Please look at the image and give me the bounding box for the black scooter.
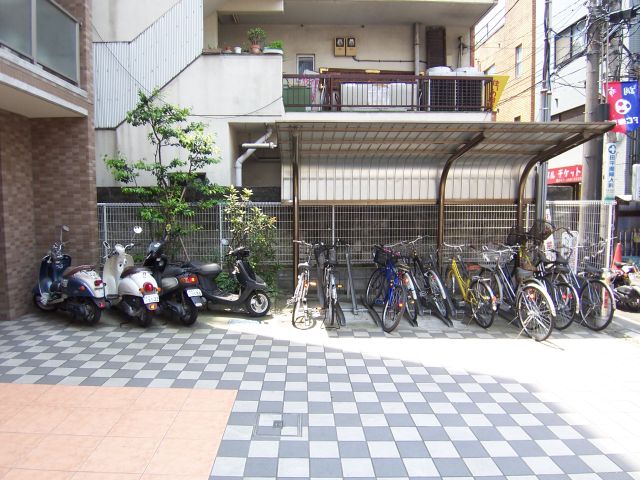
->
[142,235,205,326]
[183,246,271,317]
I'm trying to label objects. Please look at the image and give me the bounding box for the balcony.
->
[282,73,494,113]
[0,0,79,83]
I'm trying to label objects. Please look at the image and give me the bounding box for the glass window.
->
[297,55,315,74]
[515,45,522,77]
[555,18,586,67]
[484,64,496,75]
[0,0,32,57]
[36,0,78,82]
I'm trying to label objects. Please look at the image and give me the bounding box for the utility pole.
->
[536,0,552,221]
[582,0,604,200]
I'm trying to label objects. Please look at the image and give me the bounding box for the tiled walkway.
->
[1,311,640,479]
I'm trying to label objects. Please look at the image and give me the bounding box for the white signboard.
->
[561,230,579,273]
[604,143,617,201]
[633,164,640,201]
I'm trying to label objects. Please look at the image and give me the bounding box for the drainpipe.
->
[414,23,421,75]
[234,127,274,186]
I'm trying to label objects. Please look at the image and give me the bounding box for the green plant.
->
[247,27,266,45]
[105,88,224,246]
[223,186,278,291]
[266,40,283,50]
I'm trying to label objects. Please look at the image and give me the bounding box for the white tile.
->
[391,426,421,441]
[580,454,622,473]
[400,392,424,403]
[212,457,246,476]
[354,392,379,402]
[361,414,388,427]
[278,458,310,477]
[464,457,502,476]
[233,400,259,412]
[333,402,358,414]
[481,440,518,457]
[431,402,457,414]
[445,392,472,403]
[248,440,279,458]
[512,414,543,427]
[461,414,491,426]
[336,426,366,441]
[536,439,573,456]
[425,441,458,458]
[381,402,408,414]
[308,391,331,402]
[411,414,440,427]
[497,426,531,441]
[368,441,400,458]
[309,441,340,458]
[341,458,374,477]
[523,456,563,475]
[477,403,506,414]
[445,426,476,441]
[283,401,308,413]
[309,414,335,426]
[223,425,254,440]
[523,402,553,414]
[403,458,439,477]
[261,390,284,401]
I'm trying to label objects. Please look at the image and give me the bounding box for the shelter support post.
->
[437,133,485,250]
[292,133,300,288]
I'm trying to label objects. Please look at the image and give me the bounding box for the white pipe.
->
[241,142,277,149]
[414,23,420,75]
[235,127,273,186]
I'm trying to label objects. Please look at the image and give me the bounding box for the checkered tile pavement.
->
[0,313,639,479]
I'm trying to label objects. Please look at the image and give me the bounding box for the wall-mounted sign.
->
[604,143,616,201]
[334,37,346,56]
[490,76,509,113]
[346,37,357,56]
[547,165,582,184]
[607,81,640,133]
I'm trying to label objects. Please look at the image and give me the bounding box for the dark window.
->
[515,45,522,77]
[514,115,521,122]
[554,19,586,67]
[426,26,446,67]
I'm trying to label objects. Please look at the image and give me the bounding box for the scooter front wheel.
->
[181,298,198,326]
[84,301,102,326]
[246,290,271,317]
[33,293,57,311]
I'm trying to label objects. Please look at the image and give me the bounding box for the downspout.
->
[234,127,274,186]
[414,23,421,75]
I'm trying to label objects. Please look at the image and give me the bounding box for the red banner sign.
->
[547,165,582,184]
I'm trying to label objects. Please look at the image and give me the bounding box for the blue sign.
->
[607,81,640,133]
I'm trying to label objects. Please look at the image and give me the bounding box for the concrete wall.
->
[215,23,473,73]
[474,0,537,121]
[92,0,180,41]
[96,54,284,187]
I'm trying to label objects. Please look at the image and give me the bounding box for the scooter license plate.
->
[186,289,202,298]
[143,294,159,304]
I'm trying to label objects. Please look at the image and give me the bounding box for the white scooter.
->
[102,226,159,327]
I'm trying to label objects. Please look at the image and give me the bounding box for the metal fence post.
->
[102,204,108,244]
[218,203,224,261]
[332,205,336,244]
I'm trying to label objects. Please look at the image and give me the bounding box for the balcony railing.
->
[282,73,494,113]
[0,0,79,83]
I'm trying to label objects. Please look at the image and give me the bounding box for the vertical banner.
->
[491,76,509,112]
[607,81,640,133]
[604,143,616,201]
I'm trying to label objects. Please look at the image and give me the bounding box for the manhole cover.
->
[252,413,303,438]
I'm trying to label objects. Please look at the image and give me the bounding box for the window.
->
[514,45,522,77]
[514,116,521,122]
[484,64,496,75]
[297,55,315,74]
[554,19,586,67]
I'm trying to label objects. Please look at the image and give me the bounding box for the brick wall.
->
[475,0,537,121]
[0,111,37,318]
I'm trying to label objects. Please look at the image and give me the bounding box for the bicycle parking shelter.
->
[276,120,614,277]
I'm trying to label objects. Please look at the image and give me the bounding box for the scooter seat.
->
[120,266,151,278]
[162,265,184,277]
[63,265,95,278]
[185,261,222,276]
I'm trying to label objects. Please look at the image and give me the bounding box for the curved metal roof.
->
[277,121,614,204]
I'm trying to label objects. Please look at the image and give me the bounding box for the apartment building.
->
[0,0,97,319]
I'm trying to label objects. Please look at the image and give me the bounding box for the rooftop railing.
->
[282,73,493,113]
[0,0,79,83]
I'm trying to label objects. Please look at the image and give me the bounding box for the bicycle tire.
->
[382,285,404,333]
[426,269,450,320]
[579,279,615,331]
[516,283,556,341]
[469,280,496,328]
[482,270,504,307]
[549,280,578,330]
[403,272,419,323]
[365,269,385,308]
[444,266,463,302]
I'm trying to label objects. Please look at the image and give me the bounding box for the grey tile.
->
[396,441,429,458]
[279,442,309,458]
[243,457,278,477]
[339,441,370,458]
[563,439,601,455]
[372,458,408,477]
[493,456,534,476]
[433,458,471,476]
[309,426,338,441]
[452,440,488,457]
[363,427,394,441]
[509,440,547,456]
[435,414,467,427]
[309,458,342,478]
[417,426,449,441]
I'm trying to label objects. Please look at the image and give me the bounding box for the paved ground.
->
[1,304,640,479]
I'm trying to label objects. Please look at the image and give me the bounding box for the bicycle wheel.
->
[468,280,496,328]
[549,280,578,330]
[365,269,385,308]
[482,270,504,307]
[382,285,404,333]
[426,269,450,320]
[516,283,555,341]
[324,272,338,327]
[580,279,615,331]
[444,267,462,302]
[403,272,419,323]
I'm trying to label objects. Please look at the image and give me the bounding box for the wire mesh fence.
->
[97,200,615,269]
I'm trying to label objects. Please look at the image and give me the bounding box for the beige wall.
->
[474,0,536,121]
[92,0,180,41]
[215,23,474,73]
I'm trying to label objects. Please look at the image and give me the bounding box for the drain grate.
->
[252,413,304,438]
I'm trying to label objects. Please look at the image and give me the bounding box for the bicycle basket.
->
[516,266,534,282]
[528,220,555,242]
[506,225,526,246]
[314,244,326,266]
[373,245,391,266]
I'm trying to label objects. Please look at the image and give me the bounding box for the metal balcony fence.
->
[97,201,614,271]
[282,73,493,113]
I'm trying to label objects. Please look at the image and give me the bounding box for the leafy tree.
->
[105,88,224,240]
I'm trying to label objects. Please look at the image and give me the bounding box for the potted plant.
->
[247,27,266,54]
[263,40,284,55]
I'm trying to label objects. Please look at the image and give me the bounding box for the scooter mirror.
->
[62,225,70,232]
[221,238,229,246]
[133,226,143,234]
